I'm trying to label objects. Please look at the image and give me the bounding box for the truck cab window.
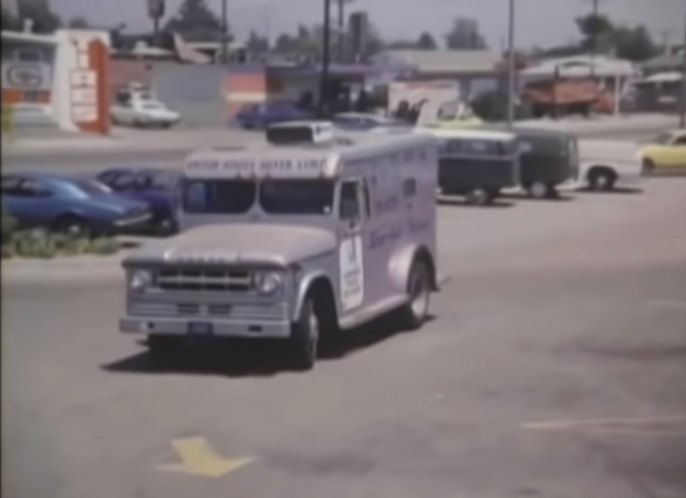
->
[339,181,361,223]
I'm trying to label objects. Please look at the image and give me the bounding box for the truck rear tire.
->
[398,259,431,330]
[527,181,547,199]
[465,188,489,206]
[289,297,319,370]
[588,168,616,191]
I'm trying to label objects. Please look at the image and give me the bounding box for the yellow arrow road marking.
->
[157,437,257,478]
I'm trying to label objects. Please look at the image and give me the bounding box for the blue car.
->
[2,173,152,236]
[96,168,180,235]
[331,112,410,131]
[234,102,313,129]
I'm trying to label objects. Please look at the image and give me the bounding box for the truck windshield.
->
[181,179,334,215]
[260,180,334,215]
[182,179,256,214]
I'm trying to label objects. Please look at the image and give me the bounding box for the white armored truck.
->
[120,122,442,369]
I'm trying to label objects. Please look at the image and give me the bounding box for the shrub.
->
[87,237,120,255]
[1,207,17,242]
[0,224,121,259]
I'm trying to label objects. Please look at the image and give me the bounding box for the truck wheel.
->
[545,183,559,199]
[527,181,548,199]
[465,188,489,206]
[290,296,319,370]
[642,159,655,175]
[148,335,183,367]
[156,216,178,236]
[485,188,500,204]
[398,258,431,330]
[588,168,616,191]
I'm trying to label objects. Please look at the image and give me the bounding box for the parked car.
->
[577,140,643,191]
[506,127,580,198]
[1,173,151,236]
[110,98,180,128]
[421,127,520,205]
[638,130,686,173]
[96,168,180,235]
[234,102,313,129]
[331,112,409,131]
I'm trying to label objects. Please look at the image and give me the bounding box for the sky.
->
[50,0,685,50]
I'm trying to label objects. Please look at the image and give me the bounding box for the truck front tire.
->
[289,296,320,370]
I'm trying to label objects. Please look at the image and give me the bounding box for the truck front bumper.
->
[120,316,292,339]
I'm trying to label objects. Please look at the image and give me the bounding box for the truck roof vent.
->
[266,121,335,146]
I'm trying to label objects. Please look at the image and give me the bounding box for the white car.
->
[110,99,180,129]
[577,140,643,191]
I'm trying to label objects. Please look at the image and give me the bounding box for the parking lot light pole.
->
[506,0,516,128]
[319,0,332,116]
[680,0,686,128]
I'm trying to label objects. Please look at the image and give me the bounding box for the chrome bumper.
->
[120,316,292,338]
[114,213,152,227]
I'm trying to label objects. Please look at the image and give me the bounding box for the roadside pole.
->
[680,0,686,128]
[319,0,332,116]
[506,0,516,128]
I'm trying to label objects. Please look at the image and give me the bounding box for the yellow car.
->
[639,129,686,173]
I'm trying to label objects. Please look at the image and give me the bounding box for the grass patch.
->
[2,209,123,259]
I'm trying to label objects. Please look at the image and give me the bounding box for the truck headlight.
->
[129,269,153,291]
[255,271,282,295]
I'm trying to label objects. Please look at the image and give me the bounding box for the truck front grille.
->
[130,301,288,320]
[155,267,253,292]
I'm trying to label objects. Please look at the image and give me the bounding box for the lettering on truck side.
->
[186,158,328,175]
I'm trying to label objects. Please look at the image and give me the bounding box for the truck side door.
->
[338,178,369,313]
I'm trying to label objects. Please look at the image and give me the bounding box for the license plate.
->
[188,321,214,335]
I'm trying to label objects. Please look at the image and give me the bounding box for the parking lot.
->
[4,176,686,498]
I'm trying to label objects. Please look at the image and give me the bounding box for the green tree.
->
[445,18,487,50]
[575,13,615,52]
[164,0,225,40]
[417,32,438,50]
[18,0,62,33]
[68,16,89,29]
[245,30,269,55]
[575,13,658,62]
[611,25,657,62]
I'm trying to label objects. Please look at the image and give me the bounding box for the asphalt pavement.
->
[3,177,686,498]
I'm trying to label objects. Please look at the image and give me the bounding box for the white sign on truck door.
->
[339,235,365,312]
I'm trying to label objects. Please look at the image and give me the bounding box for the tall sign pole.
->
[680,0,686,128]
[506,0,516,128]
[146,0,165,47]
[319,0,332,116]
[221,0,228,64]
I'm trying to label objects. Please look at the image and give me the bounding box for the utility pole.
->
[337,0,345,61]
[680,0,686,128]
[319,0,332,116]
[221,0,228,64]
[506,0,516,128]
[588,0,603,80]
[336,0,354,62]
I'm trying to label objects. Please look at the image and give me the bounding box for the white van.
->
[120,122,443,369]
